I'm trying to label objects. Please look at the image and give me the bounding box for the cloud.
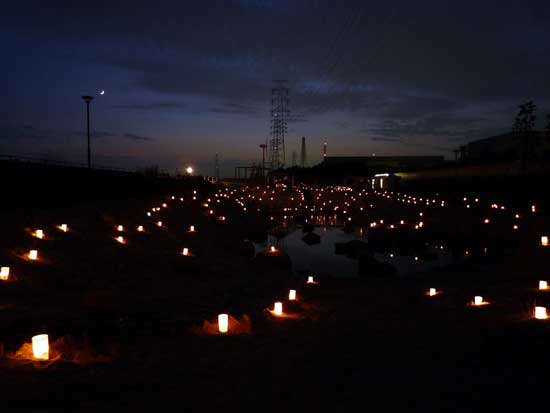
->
[370,137,401,142]
[114,102,188,111]
[0,123,153,143]
[123,133,153,141]
[208,102,260,116]
[0,124,55,140]
[367,114,489,139]
[2,0,550,167]
[73,130,117,139]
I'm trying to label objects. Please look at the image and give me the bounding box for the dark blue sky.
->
[1,0,549,176]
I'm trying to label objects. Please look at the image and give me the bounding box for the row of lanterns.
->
[4,185,549,360]
[5,190,207,359]
[426,279,550,318]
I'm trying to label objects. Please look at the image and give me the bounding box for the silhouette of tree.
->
[512,101,537,174]
[512,100,537,133]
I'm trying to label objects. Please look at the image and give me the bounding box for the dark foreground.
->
[1,184,550,412]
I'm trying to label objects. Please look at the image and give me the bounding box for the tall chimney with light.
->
[82,95,94,168]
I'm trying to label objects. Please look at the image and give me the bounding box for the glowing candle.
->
[32,334,49,360]
[270,246,276,253]
[117,225,124,232]
[182,248,189,256]
[289,289,296,300]
[28,250,38,260]
[218,314,229,333]
[474,296,483,306]
[116,236,124,244]
[535,306,548,319]
[0,267,9,281]
[157,221,162,227]
[137,226,144,232]
[429,288,436,296]
[190,225,195,232]
[273,302,283,316]
[542,236,549,247]
[539,280,548,290]
[35,229,44,239]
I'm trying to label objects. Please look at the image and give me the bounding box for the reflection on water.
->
[254,225,453,278]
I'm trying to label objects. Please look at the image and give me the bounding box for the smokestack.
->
[300,136,307,167]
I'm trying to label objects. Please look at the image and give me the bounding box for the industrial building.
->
[462,131,550,162]
[323,155,445,170]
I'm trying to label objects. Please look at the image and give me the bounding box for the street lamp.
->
[82,95,94,168]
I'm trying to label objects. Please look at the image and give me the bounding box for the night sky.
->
[1,1,549,176]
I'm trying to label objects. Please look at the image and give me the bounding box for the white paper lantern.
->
[32,334,49,360]
[273,302,283,316]
[218,314,229,333]
[535,306,548,320]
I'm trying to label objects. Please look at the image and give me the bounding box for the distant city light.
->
[186,166,194,175]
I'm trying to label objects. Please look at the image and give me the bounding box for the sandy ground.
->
[1,186,550,412]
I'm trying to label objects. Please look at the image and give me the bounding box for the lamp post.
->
[82,95,94,168]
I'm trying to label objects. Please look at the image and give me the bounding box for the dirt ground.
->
[1,185,550,412]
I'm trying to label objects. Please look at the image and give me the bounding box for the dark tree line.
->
[512,100,550,132]
[512,100,550,172]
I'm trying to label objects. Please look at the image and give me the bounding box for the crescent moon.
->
[100,90,105,95]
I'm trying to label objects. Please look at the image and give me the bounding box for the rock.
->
[302,232,321,245]
[302,223,315,233]
[335,240,370,259]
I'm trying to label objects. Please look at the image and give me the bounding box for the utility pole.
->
[259,143,267,176]
[269,80,289,170]
[82,95,94,168]
[300,136,307,167]
[214,153,220,182]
